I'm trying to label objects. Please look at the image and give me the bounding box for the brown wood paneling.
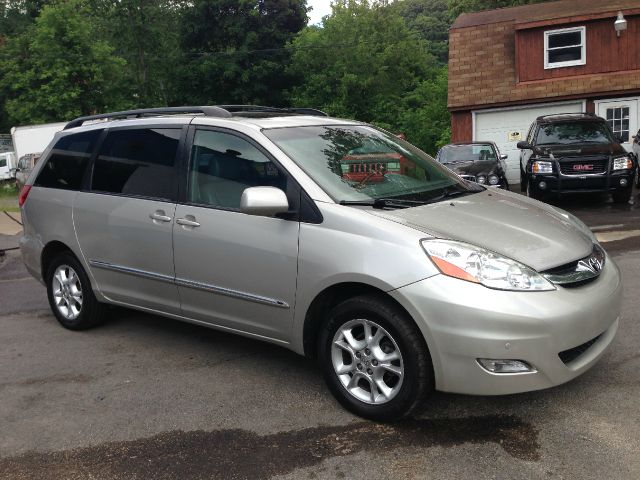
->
[451,111,472,142]
[517,16,640,82]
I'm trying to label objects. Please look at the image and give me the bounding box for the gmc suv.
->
[518,113,636,203]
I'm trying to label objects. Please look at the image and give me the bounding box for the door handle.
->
[176,217,201,228]
[149,211,172,223]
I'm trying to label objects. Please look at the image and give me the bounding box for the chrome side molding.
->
[89,260,289,309]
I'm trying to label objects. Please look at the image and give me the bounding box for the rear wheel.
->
[318,295,433,421]
[46,252,107,330]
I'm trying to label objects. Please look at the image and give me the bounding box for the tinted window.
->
[536,122,613,145]
[34,130,100,190]
[189,130,287,209]
[438,144,497,163]
[0,158,5,168]
[92,128,180,201]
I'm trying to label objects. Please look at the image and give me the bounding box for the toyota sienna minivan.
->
[19,106,622,421]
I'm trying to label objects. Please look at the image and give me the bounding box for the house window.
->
[544,26,586,69]
[606,107,630,142]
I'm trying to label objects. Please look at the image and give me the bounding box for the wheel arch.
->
[41,240,77,281]
[302,282,424,362]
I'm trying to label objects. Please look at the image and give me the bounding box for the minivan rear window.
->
[34,130,101,190]
[91,128,180,201]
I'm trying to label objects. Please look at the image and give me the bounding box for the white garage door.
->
[474,101,584,186]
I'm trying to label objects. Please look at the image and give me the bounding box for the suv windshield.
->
[439,144,497,163]
[264,125,480,203]
[536,121,613,145]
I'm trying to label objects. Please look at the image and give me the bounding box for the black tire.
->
[520,171,527,192]
[318,295,433,421]
[526,179,543,201]
[612,187,632,204]
[46,252,107,330]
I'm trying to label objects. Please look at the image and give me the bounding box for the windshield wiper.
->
[423,185,479,204]
[339,198,428,209]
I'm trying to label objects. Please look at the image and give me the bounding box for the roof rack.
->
[536,112,598,122]
[64,105,328,130]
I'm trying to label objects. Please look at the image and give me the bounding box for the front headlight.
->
[488,174,500,185]
[421,239,556,291]
[532,161,553,174]
[613,156,633,170]
[476,175,487,184]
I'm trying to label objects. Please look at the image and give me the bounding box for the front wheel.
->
[46,252,107,330]
[318,295,433,421]
[612,187,632,204]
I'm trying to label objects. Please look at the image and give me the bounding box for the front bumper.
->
[529,170,634,194]
[390,255,622,395]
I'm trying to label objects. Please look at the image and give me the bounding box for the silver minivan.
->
[19,106,622,421]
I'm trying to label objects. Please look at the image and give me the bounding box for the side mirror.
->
[516,141,532,150]
[500,154,508,160]
[240,186,289,217]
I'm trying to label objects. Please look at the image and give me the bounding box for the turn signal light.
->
[18,185,32,207]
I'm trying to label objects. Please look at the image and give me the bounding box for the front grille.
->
[541,245,605,287]
[558,334,602,364]
[559,159,607,175]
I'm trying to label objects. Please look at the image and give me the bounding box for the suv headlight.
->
[613,156,633,170]
[532,161,553,174]
[421,239,555,291]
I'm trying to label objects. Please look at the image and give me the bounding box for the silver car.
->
[19,106,622,421]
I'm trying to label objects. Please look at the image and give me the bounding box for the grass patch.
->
[0,182,18,198]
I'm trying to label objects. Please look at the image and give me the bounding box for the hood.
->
[538,142,626,158]
[367,189,594,272]
[443,160,501,177]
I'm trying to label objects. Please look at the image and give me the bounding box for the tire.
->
[318,295,433,421]
[520,170,526,192]
[612,187,632,204]
[526,180,543,201]
[46,252,107,330]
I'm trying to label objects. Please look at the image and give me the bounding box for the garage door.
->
[474,101,584,186]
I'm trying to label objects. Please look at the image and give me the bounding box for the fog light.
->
[620,178,628,186]
[477,359,536,374]
[538,181,547,190]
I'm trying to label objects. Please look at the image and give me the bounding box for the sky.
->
[307,0,333,25]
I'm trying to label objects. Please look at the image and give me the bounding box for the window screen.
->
[34,130,101,190]
[189,130,287,209]
[92,128,180,201]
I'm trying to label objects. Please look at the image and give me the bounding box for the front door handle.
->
[150,210,172,223]
[176,216,201,228]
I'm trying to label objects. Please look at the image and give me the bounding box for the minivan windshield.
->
[536,121,613,145]
[264,125,480,204]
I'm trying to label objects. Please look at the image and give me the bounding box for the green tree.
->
[91,1,186,107]
[178,0,307,106]
[0,0,131,125]
[448,0,548,18]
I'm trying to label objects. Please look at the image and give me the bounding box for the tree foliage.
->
[0,0,130,126]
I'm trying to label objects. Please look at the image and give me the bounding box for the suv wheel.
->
[612,187,632,204]
[318,295,433,421]
[526,180,543,201]
[46,252,107,330]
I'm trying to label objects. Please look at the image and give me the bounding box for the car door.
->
[74,126,184,314]
[172,127,299,341]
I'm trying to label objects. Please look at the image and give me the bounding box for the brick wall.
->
[448,20,640,110]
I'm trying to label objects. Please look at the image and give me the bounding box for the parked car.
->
[518,113,636,203]
[14,153,41,190]
[19,106,622,421]
[435,142,508,189]
[632,129,640,188]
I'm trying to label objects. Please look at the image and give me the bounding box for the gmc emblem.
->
[573,164,594,171]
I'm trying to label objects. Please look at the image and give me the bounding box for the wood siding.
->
[451,111,473,143]
[517,16,640,82]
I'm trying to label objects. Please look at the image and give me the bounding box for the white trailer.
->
[10,122,66,163]
[0,151,17,181]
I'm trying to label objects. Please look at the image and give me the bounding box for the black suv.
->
[518,113,637,203]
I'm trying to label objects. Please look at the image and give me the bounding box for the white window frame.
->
[544,26,586,69]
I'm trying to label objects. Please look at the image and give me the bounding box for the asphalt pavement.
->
[1,191,639,479]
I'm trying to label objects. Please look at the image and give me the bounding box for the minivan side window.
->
[92,128,180,201]
[34,130,100,190]
[188,130,287,209]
